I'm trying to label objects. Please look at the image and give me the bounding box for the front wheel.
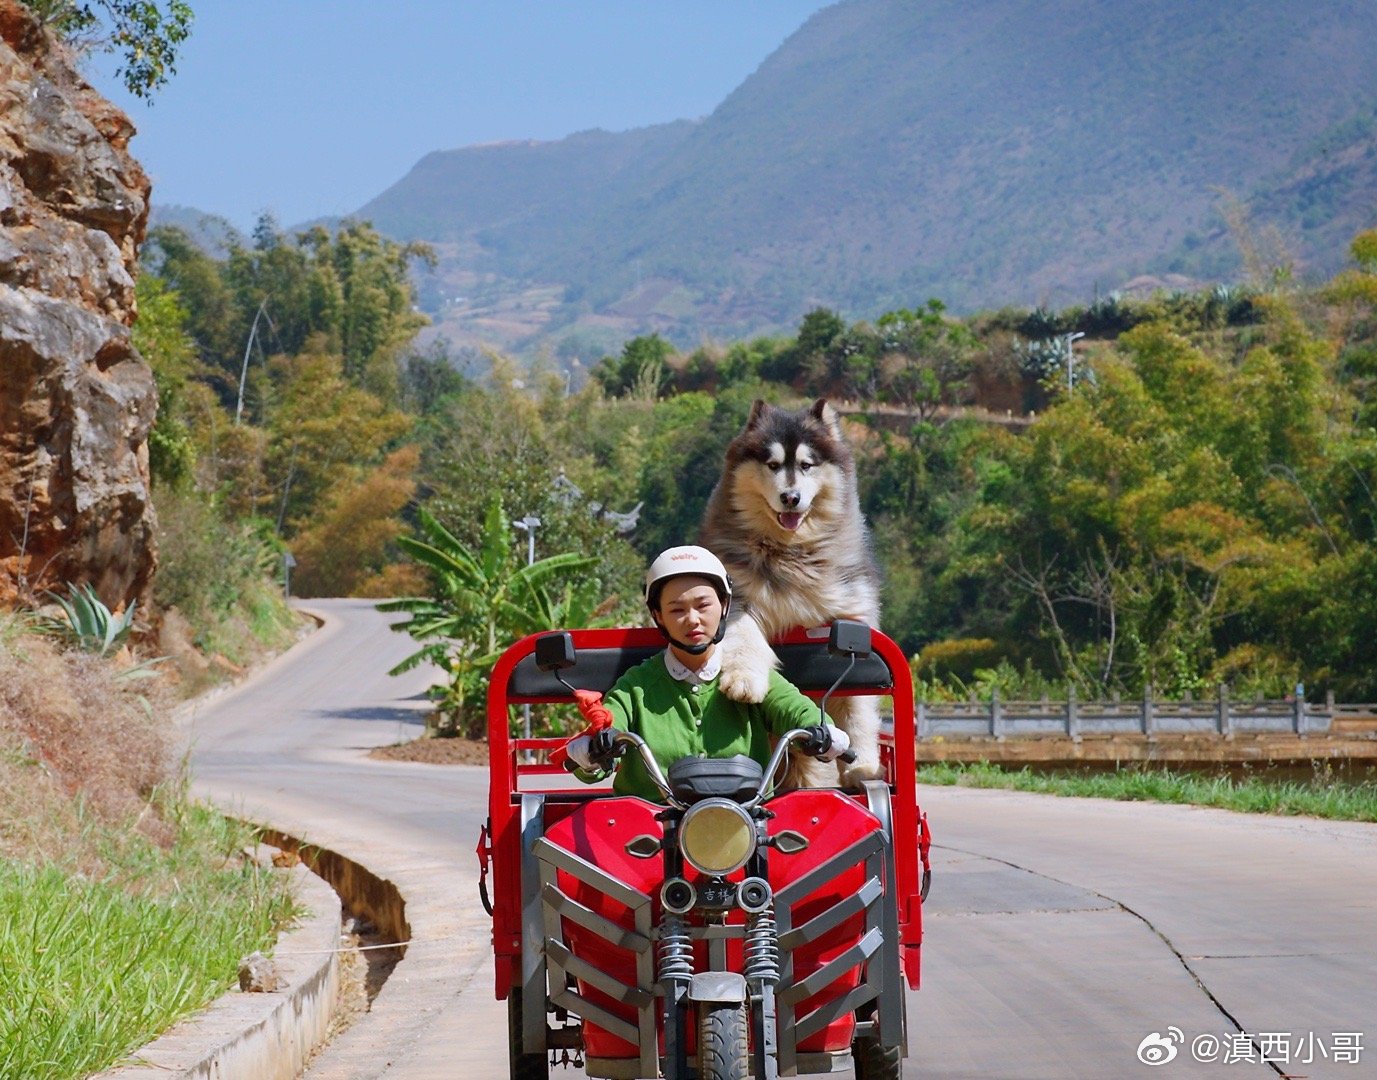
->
[507,986,549,1080]
[698,1002,749,1080]
[853,1033,903,1079]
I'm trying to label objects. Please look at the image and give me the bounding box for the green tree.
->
[419,371,643,616]
[289,446,420,598]
[258,339,411,535]
[150,219,432,414]
[131,273,198,488]
[591,334,675,398]
[23,0,193,98]
[144,226,239,396]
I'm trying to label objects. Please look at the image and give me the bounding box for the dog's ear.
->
[810,398,840,433]
[745,399,769,430]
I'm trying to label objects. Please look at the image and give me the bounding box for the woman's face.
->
[654,575,724,648]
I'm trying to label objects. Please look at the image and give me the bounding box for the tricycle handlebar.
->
[593,728,834,810]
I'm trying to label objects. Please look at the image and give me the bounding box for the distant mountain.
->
[1156,103,1377,283]
[356,0,1377,352]
[358,123,695,243]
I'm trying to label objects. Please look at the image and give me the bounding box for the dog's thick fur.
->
[699,398,883,787]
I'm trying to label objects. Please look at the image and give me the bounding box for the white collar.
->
[664,647,721,684]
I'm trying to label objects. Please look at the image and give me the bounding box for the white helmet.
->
[644,545,733,611]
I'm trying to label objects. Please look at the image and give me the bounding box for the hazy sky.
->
[87,1,832,231]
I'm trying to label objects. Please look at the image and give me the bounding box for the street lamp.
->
[513,515,541,565]
[1064,331,1086,391]
[512,515,541,750]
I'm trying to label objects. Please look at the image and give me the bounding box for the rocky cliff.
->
[0,0,157,610]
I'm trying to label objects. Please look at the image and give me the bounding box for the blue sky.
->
[88,1,832,231]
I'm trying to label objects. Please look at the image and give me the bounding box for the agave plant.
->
[42,583,137,657]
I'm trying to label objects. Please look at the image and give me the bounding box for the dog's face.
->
[724,399,853,542]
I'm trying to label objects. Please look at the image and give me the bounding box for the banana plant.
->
[378,497,603,734]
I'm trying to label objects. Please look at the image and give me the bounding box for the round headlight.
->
[678,799,756,877]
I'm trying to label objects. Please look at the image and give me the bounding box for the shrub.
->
[913,638,1004,682]
[152,491,296,669]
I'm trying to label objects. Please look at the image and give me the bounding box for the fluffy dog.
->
[699,398,883,787]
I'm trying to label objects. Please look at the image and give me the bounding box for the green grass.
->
[916,761,1377,822]
[0,801,298,1079]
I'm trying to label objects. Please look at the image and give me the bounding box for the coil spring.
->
[658,914,692,985]
[744,908,780,986]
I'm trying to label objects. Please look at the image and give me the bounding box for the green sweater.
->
[578,653,824,802]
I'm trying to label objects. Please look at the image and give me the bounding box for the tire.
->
[698,1002,749,1080]
[852,1032,903,1080]
[507,986,548,1080]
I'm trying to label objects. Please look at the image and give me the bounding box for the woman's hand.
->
[802,723,851,762]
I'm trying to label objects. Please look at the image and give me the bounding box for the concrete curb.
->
[96,855,342,1080]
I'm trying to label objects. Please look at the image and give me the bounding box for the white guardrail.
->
[916,688,1377,739]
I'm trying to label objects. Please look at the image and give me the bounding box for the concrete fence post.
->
[1066,684,1078,738]
[1217,682,1231,736]
[916,699,926,740]
[1293,682,1306,736]
[1142,683,1155,735]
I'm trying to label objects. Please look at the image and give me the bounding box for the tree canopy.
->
[22,0,193,98]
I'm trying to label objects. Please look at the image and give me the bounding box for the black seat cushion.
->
[506,642,893,699]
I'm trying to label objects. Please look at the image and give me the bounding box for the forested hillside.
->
[356,0,1377,354]
[147,218,1377,720]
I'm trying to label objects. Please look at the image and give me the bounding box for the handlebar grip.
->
[839,748,857,764]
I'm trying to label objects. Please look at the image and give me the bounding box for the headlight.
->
[678,798,756,876]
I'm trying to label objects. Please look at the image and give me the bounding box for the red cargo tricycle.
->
[479,620,931,1079]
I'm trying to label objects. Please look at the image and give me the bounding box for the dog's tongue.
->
[777,511,803,531]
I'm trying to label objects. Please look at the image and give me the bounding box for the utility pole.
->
[236,300,275,425]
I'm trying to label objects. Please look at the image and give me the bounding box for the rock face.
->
[0,0,157,610]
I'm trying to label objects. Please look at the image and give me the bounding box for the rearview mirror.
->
[534,632,576,672]
[828,619,872,658]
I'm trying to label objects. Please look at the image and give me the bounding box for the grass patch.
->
[916,761,1377,822]
[2,619,299,1076]
[0,800,297,1079]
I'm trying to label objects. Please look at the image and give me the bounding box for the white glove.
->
[566,734,597,771]
[817,723,850,762]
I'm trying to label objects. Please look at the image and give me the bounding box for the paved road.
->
[186,600,1377,1079]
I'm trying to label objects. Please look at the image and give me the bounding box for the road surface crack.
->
[934,842,1290,1077]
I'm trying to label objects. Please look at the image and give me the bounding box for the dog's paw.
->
[719,659,770,704]
[716,613,776,703]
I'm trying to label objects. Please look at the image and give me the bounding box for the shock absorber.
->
[743,907,780,986]
[658,912,693,987]
[740,876,779,987]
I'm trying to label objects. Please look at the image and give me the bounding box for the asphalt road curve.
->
[185,600,1377,1079]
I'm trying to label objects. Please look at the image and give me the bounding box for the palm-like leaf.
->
[378,496,616,734]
